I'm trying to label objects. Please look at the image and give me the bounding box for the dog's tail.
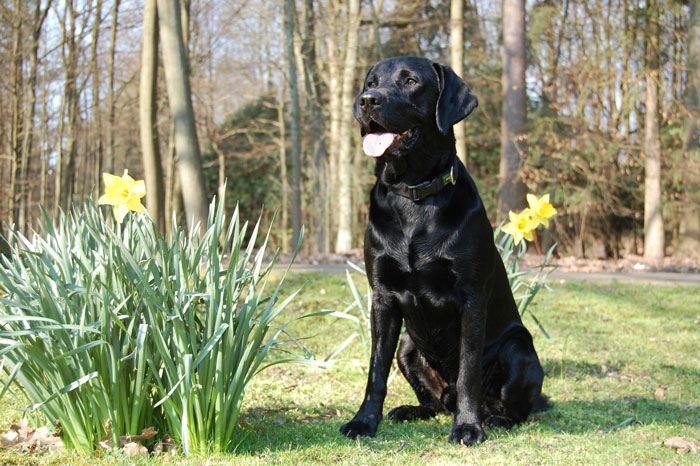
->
[533,393,553,412]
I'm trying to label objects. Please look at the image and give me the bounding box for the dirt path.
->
[281,262,700,285]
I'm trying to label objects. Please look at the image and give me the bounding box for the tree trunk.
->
[89,0,103,196]
[60,0,79,212]
[164,0,190,229]
[165,123,184,228]
[326,0,342,250]
[302,0,327,253]
[335,0,361,253]
[157,0,209,231]
[105,0,120,175]
[9,0,23,225]
[284,0,303,251]
[19,0,51,231]
[39,72,49,209]
[54,69,67,218]
[277,87,290,253]
[369,0,385,59]
[214,140,226,203]
[140,0,165,230]
[643,0,664,261]
[678,0,700,259]
[180,0,190,50]
[498,0,528,219]
[450,0,467,167]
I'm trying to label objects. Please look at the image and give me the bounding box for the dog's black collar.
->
[391,158,458,202]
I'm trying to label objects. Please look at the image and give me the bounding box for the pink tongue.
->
[363,133,398,157]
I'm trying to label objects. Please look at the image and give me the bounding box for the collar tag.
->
[443,165,455,186]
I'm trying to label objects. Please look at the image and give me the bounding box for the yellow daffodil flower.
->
[526,193,557,228]
[501,209,538,246]
[98,170,146,223]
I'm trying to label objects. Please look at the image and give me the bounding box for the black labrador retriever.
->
[339,56,547,446]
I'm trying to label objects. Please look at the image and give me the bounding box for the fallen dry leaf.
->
[32,426,49,441]
[657,436,699,454]
[99,426,158,450]
[10,418,31,441]
[98,438,114,451]
[654,387,665,399]
[122,426,158,444]
[0,430,19,448]
[152,434,178,456]
[0,418,64,453]
[39,436,63,450]
[122,441,148,457]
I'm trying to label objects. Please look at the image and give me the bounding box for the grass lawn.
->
[1,272,699,465]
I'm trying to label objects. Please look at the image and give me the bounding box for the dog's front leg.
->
[448,302,487,446]
[340,296,402,439]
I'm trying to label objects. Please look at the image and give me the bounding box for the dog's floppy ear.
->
[433,62,478,135]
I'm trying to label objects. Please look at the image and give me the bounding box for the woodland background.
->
[1,0,699,261]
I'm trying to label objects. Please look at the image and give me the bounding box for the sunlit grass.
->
[2,274,699,464]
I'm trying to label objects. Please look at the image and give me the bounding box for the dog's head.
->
[354,56,478,160]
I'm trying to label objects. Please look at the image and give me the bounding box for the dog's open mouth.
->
[362,122,416,158]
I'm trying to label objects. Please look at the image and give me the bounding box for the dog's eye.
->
[367,81,377,89]
[406,78,418,87]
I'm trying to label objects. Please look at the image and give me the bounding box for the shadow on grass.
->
[233,395,700,455]
[233,404,453,455]
[542,358,621,379]
[542,358,700,382]
[532,397,700,435]
[555,281,700,319]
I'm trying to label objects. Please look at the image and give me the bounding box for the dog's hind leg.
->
[387,333,451,422]
[485,332,544,428]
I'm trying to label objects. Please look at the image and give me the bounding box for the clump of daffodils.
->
[496,193,558,343]
[0,173,318,455]
[98,170,146,223]
[501,194,557,246]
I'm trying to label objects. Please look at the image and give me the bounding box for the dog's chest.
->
[372,223,459,300]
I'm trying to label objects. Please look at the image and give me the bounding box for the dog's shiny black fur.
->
[339,57,546,446]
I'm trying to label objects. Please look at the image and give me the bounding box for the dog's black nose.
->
[359,90,382,110]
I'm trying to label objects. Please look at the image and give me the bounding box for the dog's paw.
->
[387,405,436,422]
[448,422,486,446]
[339,414,380,439]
